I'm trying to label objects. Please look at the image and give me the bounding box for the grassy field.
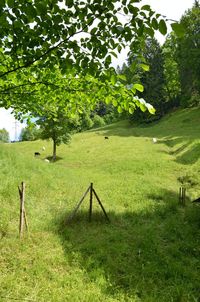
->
[0,107,200,302]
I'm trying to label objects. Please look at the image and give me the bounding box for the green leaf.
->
[117,74,126,81]
[140,105,146,112]
[123,7,128,14]
[112,99,118,107]
[129,107,134,114]
[133,83,144,92]
[140,64,149,71]
[148,106,156,114]
[117,106,123,113]
[145,27,154,38]
[105,96,111,104]
[105,55,111,66]
[171,23,185,37]
[117,45,122,53]
[110,51,118,58]
[141,5,151,11]
[90,27,97,35]
[110,74,116,85]
[152,18,158,30]
[159,19,167,35]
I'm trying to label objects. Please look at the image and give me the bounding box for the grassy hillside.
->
[0,107,200,302]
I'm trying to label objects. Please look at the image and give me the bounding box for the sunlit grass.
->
[0,107,200,301]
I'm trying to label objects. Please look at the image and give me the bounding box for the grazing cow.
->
[44,159,50,163]
[34,152,41,156]
[104,136,109,139]
[152,138,157,143]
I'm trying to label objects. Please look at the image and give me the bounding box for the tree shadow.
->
[86,107,200,169]
[53,188,200,301]
[46,155,63,162]
[158,137,187,149]
[176,143,200,165]
[97,123,200,165]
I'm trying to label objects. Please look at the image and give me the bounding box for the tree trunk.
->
[53,139,56,161]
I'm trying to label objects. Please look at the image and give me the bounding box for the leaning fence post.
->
[66,183,110,223]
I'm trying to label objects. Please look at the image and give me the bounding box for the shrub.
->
[0,128,9,142]
[92,115,105,128]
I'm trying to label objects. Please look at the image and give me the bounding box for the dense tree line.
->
[176,0,200,106]
[116,0,200,123]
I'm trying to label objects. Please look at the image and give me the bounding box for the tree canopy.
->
[0,0,168,77]
[0,0,179,117]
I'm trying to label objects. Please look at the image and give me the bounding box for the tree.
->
[120,38,166,122]
[162,34,181,109]
[140,38,166,119]
[20,124,40,141]
[37,117,71,161]
[0,128,9,142]
[0,0,177,117]
[8,66,154,160]
[175,1,200,106]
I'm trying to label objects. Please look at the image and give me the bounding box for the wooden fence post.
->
[179,186,186,206]
[66,183,110,223]
[18,182,28,238]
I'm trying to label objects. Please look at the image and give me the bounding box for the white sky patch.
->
[146,0,194,44]
[112,0,195,66]
[0,108,26,141]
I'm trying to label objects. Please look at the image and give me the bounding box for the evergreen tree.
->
[162,34,181,109]
[176,1,200,106]
[140,38,166,119]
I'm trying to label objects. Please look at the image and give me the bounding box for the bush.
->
[20,125,41,141]
[92,115,105,128]
[80,113,94,131]
[188,91,200,107]
[0,128,9,142]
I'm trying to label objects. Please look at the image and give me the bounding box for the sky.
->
[142,0,194,43]
[0,108,26,141]
[0,0,195,141]
[112,0,195,66]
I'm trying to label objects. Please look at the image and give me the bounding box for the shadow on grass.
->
[53,189,200,301]
[158,137,189,149]
[101,127,200,165]
[176,143,200,165]
[46,156,63,162]
[95,108,200,165]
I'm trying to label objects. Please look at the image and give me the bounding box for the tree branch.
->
[0,8,108,79]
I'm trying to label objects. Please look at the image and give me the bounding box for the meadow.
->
[0,107,200,302]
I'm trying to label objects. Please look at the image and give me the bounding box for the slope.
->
[0,107,200,302]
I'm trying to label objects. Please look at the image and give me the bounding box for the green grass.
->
[0,107,200,302]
